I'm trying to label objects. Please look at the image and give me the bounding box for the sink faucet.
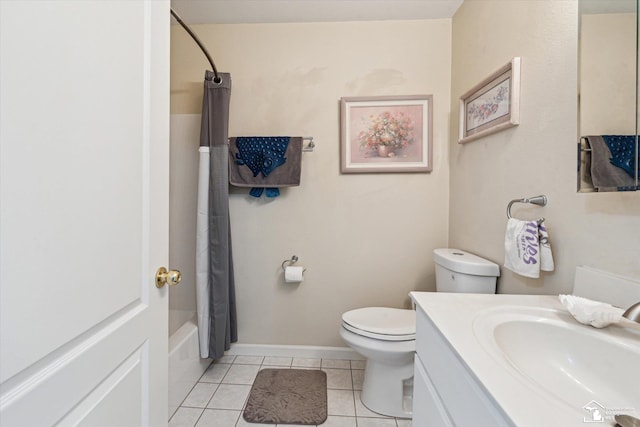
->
[622,302,640,322]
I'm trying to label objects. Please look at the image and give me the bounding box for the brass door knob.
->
[155,267,181,288]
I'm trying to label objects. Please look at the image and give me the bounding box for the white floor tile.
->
[233,355,264,365]
[208,384,252,410]
[215,355,236,364]
[351,369,364,391]
[350,360,366,370]
[327,389,356,416]
[292,357,321,368]
[356,417,398,427]
[182,382,219,408]
[262,356,293,366]
[321,416,357,427]
[175,351,412,427]
[201,363,231,383]
[234,414,253,427]
[354,391,391,418]
[195,409,240,427]
[261,365,291,370]
[321,359,351,369]
[169,407,203,427]
[222,364,260,384]
[323,368,353,390]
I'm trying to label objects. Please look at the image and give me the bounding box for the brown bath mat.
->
[243,369,327,425]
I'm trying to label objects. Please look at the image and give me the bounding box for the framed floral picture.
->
[459,57,521,144]
[340,95,433,173]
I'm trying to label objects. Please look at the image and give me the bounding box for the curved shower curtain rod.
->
[170,8,221,83]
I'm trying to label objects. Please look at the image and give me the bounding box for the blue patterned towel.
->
[229,137,303,198]
[235,137,290,178]
[603,135,637,178]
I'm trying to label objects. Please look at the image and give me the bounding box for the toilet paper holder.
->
[281,255,306,272]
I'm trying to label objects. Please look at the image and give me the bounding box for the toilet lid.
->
[342,307,416,341]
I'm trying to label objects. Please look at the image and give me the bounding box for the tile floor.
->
[169,354,412,427]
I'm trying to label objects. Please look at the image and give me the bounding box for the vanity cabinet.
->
[410,289,640,426]
[413,306,513,427]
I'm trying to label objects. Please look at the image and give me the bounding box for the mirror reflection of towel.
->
[584,136,637,191]
[603,135,637,178]
[229,137,302,197]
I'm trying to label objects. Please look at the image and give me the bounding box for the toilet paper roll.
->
[284,266,304,283]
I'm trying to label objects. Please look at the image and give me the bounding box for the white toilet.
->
[340,248,500,418]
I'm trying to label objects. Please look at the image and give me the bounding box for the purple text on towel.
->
[521,221,539,265]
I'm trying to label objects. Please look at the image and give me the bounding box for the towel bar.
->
[302,137,315,152]
[507,195,547,223]
[579,137,592,152]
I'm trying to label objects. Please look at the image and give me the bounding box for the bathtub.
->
[168,309,211,418]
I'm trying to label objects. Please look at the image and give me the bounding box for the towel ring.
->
[507,195,548,224]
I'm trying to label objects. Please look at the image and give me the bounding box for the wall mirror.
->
[578,0,638,192]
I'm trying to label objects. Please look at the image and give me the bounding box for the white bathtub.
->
[168,309,211,419]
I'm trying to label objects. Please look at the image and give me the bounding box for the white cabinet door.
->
[413,356,454,427]
[0,0,170,425]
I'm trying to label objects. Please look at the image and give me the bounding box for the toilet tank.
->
[433,248,500,294]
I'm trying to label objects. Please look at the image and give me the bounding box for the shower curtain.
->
[196,71,237,359]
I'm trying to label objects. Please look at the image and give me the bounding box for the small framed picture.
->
[340,95,433,173]
[459,57,521,144]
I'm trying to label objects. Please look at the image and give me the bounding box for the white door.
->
[0,1,170,426]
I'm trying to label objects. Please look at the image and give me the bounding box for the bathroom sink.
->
[473,306,640,411]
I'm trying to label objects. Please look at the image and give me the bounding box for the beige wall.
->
[170,20,452,346]
[170,1,640,346]
[450,0,640,295]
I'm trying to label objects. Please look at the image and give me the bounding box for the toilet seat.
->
[342,307,415,341]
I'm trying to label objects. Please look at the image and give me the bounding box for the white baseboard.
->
[225,343,363,360]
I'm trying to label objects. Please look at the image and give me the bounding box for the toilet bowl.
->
[340,307,415,418]
[340,248,500,419]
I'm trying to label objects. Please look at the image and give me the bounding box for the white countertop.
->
[409,292,640,427]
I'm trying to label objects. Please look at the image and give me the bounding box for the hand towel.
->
[558,294,623,328]
[504,218,540,278]
[229,136,302,198]
[538,220,554,272]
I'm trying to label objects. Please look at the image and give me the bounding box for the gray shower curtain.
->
[196,71,237,359]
